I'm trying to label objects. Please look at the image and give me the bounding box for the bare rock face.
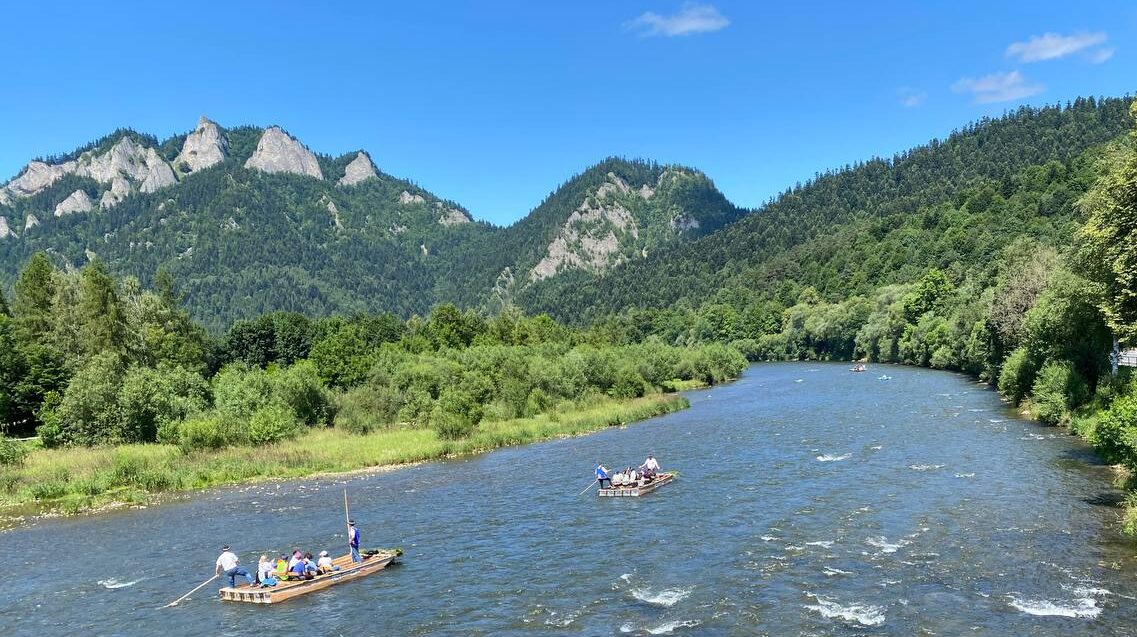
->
[0,216,14,239]
[24,213,39,231]
[326,200,344,229]
[5,160,77,197]
[669,213,700,232]
[99,177,131,209]
[244,127,323,179]
[337,152,377,186]
[530,175,640,281]
[0,188,11,207]
[55,189,94,217]
[75,138,175,193]
[399,190,425,205]
[436,202,471,226]
[175,116,228,173]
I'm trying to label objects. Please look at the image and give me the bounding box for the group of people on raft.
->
[215,520,362,588]
[595,453,661,489]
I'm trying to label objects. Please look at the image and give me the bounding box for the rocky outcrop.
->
[175,116,228,173]
[0,188,11,207]
[75,137,176,193]
[436,202,471,226]
[244,127,323,179]
[530,179,640,281]
[399,190,425,205]
[326,200,344,229]
[24,213,39,231]
[54,189,94,217]
[5,160,76,198]
[670,213,700,232]
[221,217,240,231]
[0,217,14,239]
[337,152,377,186]
[99,177,131,209]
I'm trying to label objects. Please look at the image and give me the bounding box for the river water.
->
[3,362,1137,636]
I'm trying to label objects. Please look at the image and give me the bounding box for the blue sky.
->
[0,1,1134,225]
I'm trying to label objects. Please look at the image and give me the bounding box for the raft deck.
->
[598,472,676,497]
[219,550,400,604]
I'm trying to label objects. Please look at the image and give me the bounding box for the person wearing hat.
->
[348,520,361,563]
[595,462,612,489]
[215,545,255,588]
[317,550,335,574]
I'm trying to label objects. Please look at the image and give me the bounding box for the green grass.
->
[0,393,688,519]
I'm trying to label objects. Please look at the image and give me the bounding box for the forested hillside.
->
[0,120,736,330]
[522,97,1135,322]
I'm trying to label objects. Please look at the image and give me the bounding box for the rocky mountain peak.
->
[244,127,323,179]
[338,151,378,186]
[75,137,176,193]
[175,116,228,174]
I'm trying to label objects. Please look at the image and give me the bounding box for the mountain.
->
[519,96,1136,323]
[0,120,736,329]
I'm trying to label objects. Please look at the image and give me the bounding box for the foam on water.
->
[631,586,693,607]
[1007,595,1101,619]
[622,620,701,635]
[98,578,143,589]
[823,567,854,576]
[806,540,834,548]
[908,464,945,471]
[804,594,886,626]
[817,453,852,462]
[865,536,909,554]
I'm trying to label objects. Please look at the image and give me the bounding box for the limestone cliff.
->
[54,189,94,217]
[337,152,378,186]
[175,116,228,173]
[244,127,323,179]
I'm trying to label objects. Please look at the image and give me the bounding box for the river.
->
[3,362,1136,636]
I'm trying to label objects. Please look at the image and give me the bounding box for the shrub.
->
[177,413,237,451]
[334,386,404,435]
[1031,361,1088,425]
[272,361,334,427]
[1086,395,1137,468]
[0,438,27,466]
[997,347,1037,406]
[431,409,475,440]
[246,402,302,446]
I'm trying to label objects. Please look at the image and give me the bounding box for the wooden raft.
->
[598,472,676,497]
[218,550,399,604]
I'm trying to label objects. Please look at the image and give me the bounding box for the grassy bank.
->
[0,393,688,523]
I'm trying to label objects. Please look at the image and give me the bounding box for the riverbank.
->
[0,393,688,525]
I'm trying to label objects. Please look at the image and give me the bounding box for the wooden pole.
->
[578,479,598,496]
[344,488,352,557]
[162,574,218,608]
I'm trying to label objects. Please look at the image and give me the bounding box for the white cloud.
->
[952,71,1045,104]
[626,3,729,37]
[1088,47,1115,64]
[898,87,927,108]
[1005,31,1108,62]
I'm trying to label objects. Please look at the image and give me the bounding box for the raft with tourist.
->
[594,453,676,497]
[217,547,402,604]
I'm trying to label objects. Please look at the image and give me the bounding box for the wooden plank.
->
[598,472,675,497]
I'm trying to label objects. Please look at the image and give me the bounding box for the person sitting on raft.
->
[289,554,312,580]
[640,453,660,481]
[596,462,612,488]
[257,555,278,587]
[317,550,337,574]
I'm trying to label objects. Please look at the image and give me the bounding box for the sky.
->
[1,1,1134,226]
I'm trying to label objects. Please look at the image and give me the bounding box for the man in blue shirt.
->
[348,520,361,563]
[596,463,612,488]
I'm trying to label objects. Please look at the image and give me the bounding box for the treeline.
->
[0,255,746,458]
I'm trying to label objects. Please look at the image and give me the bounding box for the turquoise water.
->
[3,362,1136,635]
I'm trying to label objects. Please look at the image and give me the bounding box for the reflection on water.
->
[3,362,1136,636]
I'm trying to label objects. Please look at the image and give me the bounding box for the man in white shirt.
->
[317,550,335,574]
[215,545,255,588]
[640,453,661,480]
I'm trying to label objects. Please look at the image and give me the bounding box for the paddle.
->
[162,574,217,608]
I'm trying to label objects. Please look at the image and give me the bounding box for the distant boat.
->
[599,472,677,497]
[850,363,867,372]
[877,375,892,381]
[219,549,401,604]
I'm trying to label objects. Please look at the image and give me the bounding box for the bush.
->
[246,402,302,445]
[1086,395,1137,468]
[0,438,27,466]
[334,386,404,435]
[1031,361,1088,425]
[997,347,1037,406]
[272,361,334,427]
[431,409,475,440]
[177,413,237,451]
